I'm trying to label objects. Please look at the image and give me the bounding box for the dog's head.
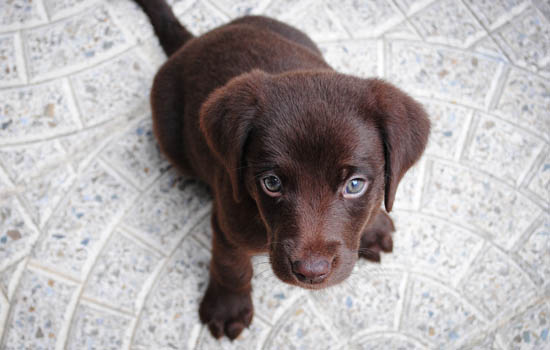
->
[200,70,429,289]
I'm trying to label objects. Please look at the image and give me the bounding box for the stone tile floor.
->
[0,0,548,349]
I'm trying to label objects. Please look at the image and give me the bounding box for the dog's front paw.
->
[199,282,253,340]
[359,210,395,262]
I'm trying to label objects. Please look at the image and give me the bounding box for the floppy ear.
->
[199,70,268,203]
[362,79,430,212]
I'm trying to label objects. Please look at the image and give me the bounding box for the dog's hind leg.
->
[359,209,395,262]
[149,65,196,176]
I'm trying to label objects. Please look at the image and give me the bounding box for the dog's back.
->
[135,0,332,182]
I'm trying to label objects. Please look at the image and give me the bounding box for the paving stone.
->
[0,79,79,144]
[31,160,138,279]
[471,36,510,62]
[462,112,544,186]
[457,331,501,350]
[394,0,437,15]
[386,212,483,284]
[66,302,133,350]
[382,20,422,40]
[518,216,550,286]
[70,49,153,127]
[250,254,304,325]
[525,147,550,204]
[461,245,537,318]
[409,0,485,47]
[0,0,547,348]
[498,301,550,350]
[0,259,25,301]
[83,230,163,312]
[122,168,211,253]
[347,334,427,350]
[0,0,47,31]
[23,4,130,81]
[285,1,348,42]
[263,297,340,350]
[1,269,77,349]
[262,0,312,19]
[420,98,472,159]
[402,276,485,348]
[494,68,550,141]
[132,238,210,350]
[107,0,155,43]
[100,116,167,189]
[43,0,95,20]
[0,141,75,226]
[195,316,270,350]
[57,120,129,171]
[388,40,501,108]
[325,0,403,38]
[0,196,39,272]
[422,160,542,249]
[493,6,550,77]
[319,40,379,78]
[174,0,228,36]
[463,0,529,30]
[209,0,270,18]
[312,267,403,337]
[0,290,6,340]
[0,33,25,87]
[392,161,422,211]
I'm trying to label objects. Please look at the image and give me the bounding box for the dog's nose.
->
[291,258,331,284]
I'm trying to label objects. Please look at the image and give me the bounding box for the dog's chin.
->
[269,250,356,290]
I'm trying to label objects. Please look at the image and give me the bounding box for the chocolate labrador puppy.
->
[135,0,430,340]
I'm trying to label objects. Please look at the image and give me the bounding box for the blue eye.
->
[344,178,367,197]
[262,175,282,193]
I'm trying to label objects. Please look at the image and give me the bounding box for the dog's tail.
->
[134,0,194,56]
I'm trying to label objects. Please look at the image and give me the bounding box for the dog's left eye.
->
[262,175,282,196]
[343,177,367,198]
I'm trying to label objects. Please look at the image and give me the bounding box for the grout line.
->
[393,272,409,331]
[79,295,135,317]
[118,225,168,258]
[486,63,509,111]
[26,260,81,284]
[96,156,142,194]
[413,157,427,210]
[57,281,84,350]
[389,0,427,41]
[127,214,212,348]
[6,258,28,302]
[377,39,385,78]
[456,110,478,163]
[62,77,84,130]
[517,143,548,189]
[12,31,29,85]
[452,240,485,289]
[35,0,51,23]
[508,212,546,254]
[453,108,476,162]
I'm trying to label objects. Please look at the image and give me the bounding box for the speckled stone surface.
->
[0,0,548,349]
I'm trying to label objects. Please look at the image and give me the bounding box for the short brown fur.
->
[135,0,430,340]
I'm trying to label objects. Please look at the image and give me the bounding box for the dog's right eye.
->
[261,175,282,196]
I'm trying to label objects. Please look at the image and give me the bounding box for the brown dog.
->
[135,0,430,340]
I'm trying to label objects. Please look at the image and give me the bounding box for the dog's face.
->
[200,70,429,289]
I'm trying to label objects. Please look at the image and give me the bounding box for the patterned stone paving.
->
[0,0,548,349]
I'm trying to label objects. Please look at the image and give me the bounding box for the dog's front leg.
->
[199,212,254,340]
[359,209,395,262]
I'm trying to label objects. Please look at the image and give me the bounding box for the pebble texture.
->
[0,0,548,349]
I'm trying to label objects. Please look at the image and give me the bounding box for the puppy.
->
[135,0,430,340]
